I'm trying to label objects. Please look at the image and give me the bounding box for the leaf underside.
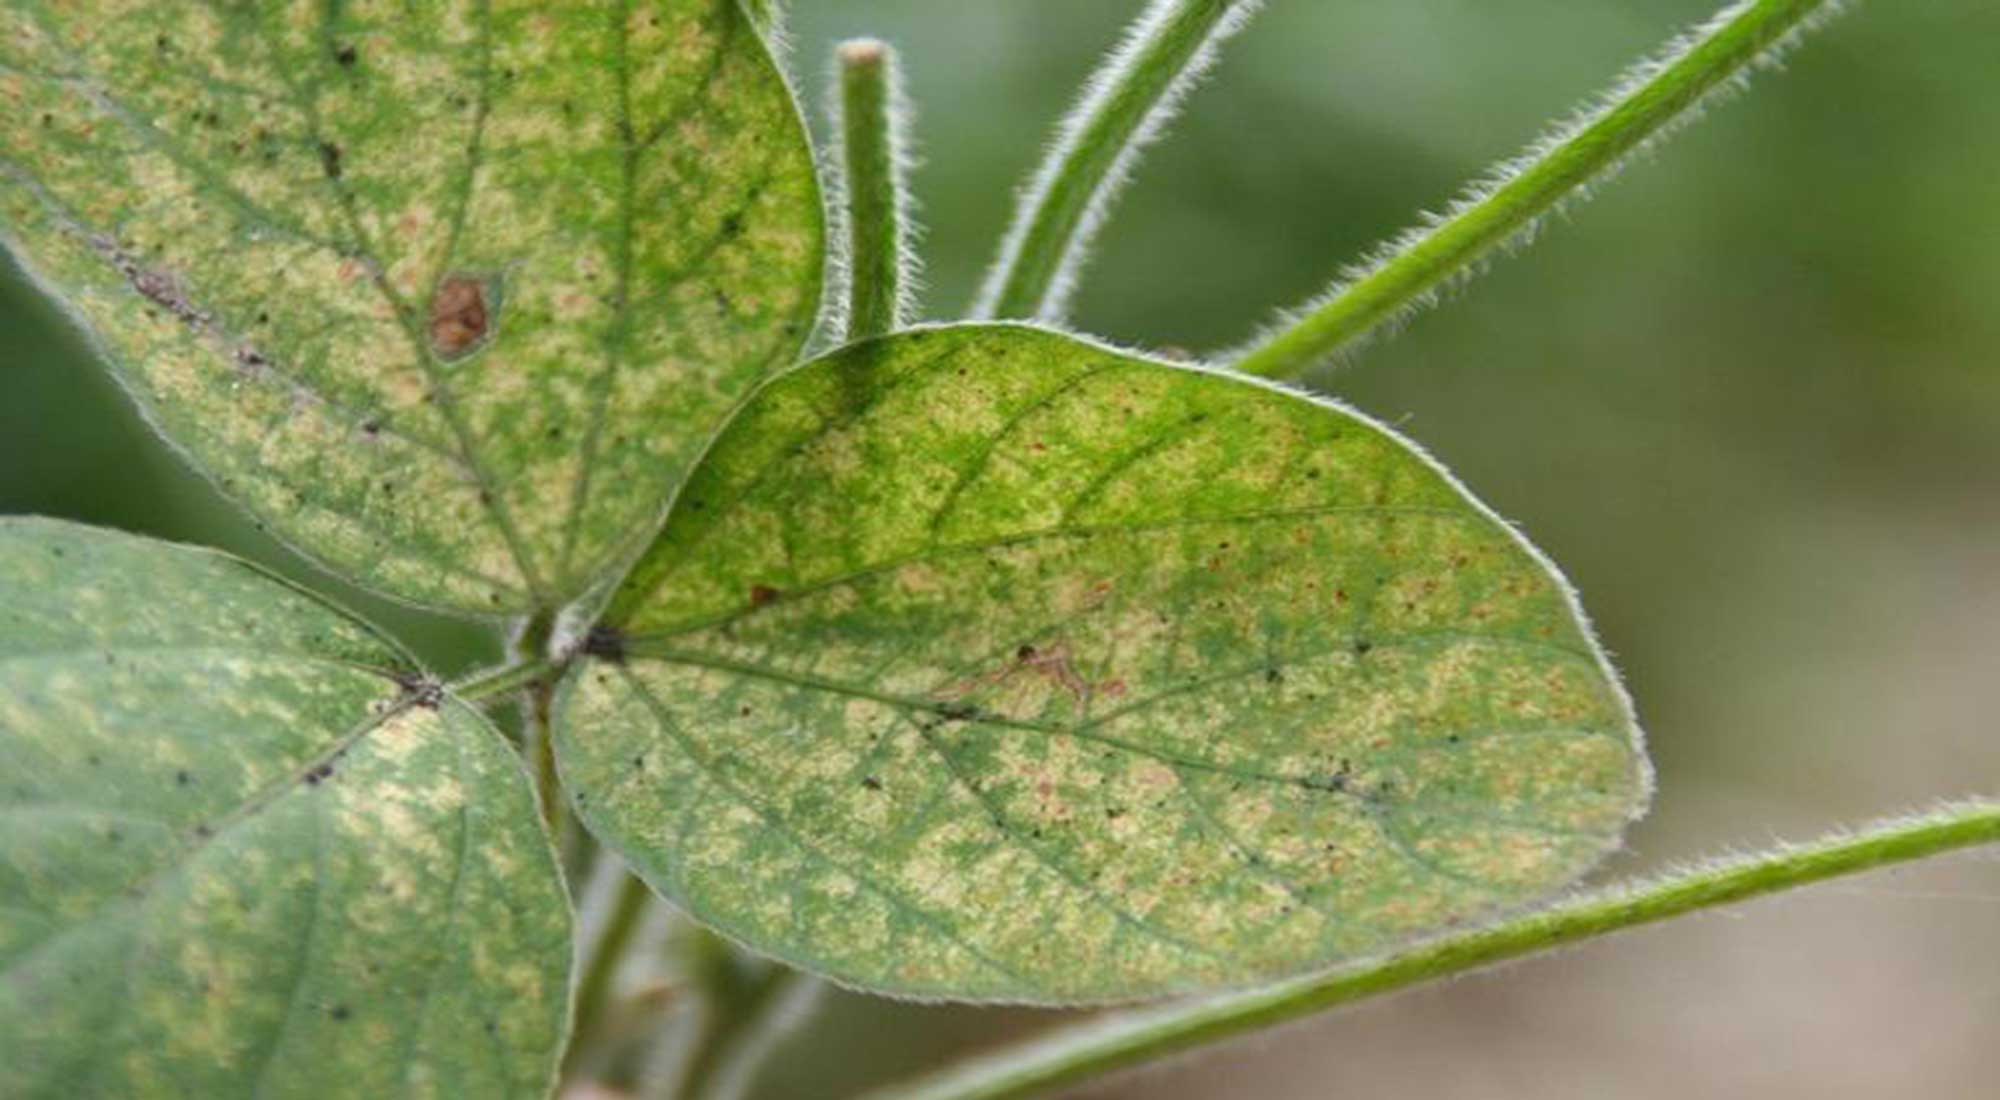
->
[0,0,821,615]
[0,518,570,1099]
[556,324,1650,1003]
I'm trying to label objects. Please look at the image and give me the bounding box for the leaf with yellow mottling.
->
[555,324,1652,1002]
[0,518,570,1099]
[0,0,822,614]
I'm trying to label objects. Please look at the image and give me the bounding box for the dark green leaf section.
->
[0,0,822,614]
[0,518,571,1099]
[557,324,1650,1003]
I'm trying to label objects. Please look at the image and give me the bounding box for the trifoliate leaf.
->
[0,518,570,1098]
[555,324,1650,1002]
[0,1,822,614]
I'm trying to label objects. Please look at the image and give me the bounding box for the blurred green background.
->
[4,1,1995,1096]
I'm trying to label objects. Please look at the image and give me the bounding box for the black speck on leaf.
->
[584,625,628,663]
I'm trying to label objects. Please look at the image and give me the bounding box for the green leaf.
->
[0,518,571,1098]
[554,324,1651,1003]
[0,1,823,615]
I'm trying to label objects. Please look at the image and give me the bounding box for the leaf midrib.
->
[238,4,557,606]
[554,2,747,588]
[621,632,1616,815]
[0,688,419,983]
[621,503,1495,641]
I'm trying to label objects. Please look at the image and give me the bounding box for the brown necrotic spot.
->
[428,273,495,359]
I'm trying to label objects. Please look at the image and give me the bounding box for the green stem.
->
[686,971,820,1100]
[1232,0,1842,378]
[974,0,1261,321]
[568,872,657,1075]
[446,656,560,703]
[650,930,821,1100]
[506,611,568,846]
[529,681,564,839]
[859,799,2000,1100]
[834,38,912,341]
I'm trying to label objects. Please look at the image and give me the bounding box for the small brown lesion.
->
[428,273,495,359]
[940,639,1121,710]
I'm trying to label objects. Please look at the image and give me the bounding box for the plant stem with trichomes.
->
[862,799,1999,1100]
[834,38,913,341]
[1232,0,1843,378]
[975,0,1262,322]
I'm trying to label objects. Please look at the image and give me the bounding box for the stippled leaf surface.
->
[0,518,570,1098]
[555,324,1651,1002]
[0,1,821,615]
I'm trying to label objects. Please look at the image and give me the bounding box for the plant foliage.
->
[559,324,1646,1000]
[0,0,1984,1097]
[0,518,568,1099]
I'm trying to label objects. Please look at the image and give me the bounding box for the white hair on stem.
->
[974,0,1266,323]
[859,795,1998,1100]
[824,38,926,343]
[870,42,928,331]
[1228,0,1852,376]
[807,136,854,355]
